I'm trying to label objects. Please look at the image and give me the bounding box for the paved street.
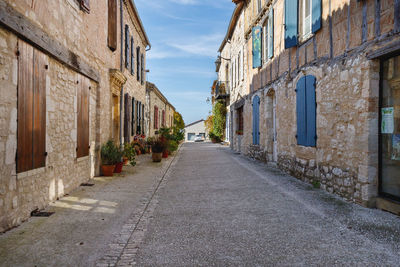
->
[1,142,400,266]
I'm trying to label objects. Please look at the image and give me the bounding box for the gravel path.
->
[133,142,400,266]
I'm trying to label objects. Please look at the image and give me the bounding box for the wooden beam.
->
[367,40,400,59]
[0,1,100,83]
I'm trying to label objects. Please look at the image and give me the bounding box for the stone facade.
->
[0,0,151,231]
[146,82,175,137]
[216,0,400,208]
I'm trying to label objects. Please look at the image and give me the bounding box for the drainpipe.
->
[119,0,124,147]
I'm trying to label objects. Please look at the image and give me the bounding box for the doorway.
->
[379,54,400,200]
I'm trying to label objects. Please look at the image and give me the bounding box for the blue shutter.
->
[130,37,134,75]
[253,95,260,145]
[252,26,262,68]
[268,8,274,59]
[285,0,298,49]
[312,0,322,33]
[125,25,129,68]
[296,77,306,146]
[305,75,316,147]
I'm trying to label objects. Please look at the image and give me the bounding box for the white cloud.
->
[168,33,224,58]
[168,0,199,4]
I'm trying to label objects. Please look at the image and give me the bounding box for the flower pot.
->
[102,165,115,176]
[152,152,162,162]
[162,150,168,158]
[123,157,129,165]
[114,162,124,173]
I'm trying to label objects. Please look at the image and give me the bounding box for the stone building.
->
[146,82,176,137]
[218,0,400,213]
[0,0,150,232]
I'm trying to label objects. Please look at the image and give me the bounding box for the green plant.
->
[101,140,121,165]
[209,132,221,142]
[123,143,136,166]
[212,100,227,139]
[167,140,178,152]
[312,180,321,189]
[148,138,166,153]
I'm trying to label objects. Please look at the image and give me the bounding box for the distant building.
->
[184,120,207,142]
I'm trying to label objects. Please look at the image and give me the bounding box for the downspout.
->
[119,0,124,147]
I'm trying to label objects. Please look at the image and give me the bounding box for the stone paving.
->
[1,142,400,266]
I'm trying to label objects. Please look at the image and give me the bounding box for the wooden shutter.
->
[311,0,322,33]
[123,93,129,143]
[141,54,144,85]
[137,101,141,134]
[296,76,307,146]
[80,0,90,13]
[17,41,34,173]
[252,96,260,145]
[130,37,134,75]
[268,8,274,59]
[136,47,140,81]
[125,25,130,69]
[141,104,145,134]
[131,97,135,136]
[77,75,90,158]
[252,26,262,68]
[284,0,298,49]
[108,0,117,51]
[305,75,316,147]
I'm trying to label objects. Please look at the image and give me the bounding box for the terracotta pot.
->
[123,157,129,165]
[101,165,115,176]
[162,150,169,158]
[152,152,162,162]
[114,162,124,173]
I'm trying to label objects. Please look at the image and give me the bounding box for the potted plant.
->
[209,132,221,143]
[150,138,165,162]
[113,146,124,173]
[101,140,119,176]
[123,143,136,166]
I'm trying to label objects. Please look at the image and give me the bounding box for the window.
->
[17,40,47,173]
[296,75,316,147]
[77,75,90,157]
[131,98,135,136]
[136,47,140,81]
[162,110,165,127]
[125,25,129,69]
[154,106,158,129]
[237,54,240,86]
[303,0,312,38]
[141,54,144,85]
[236,107,244,135]
[284,0,321,48]
[264,8,274,62]
[108,0,117,51]
[130,37,134,75]
[141,104,145,134]
[252,96,260,145]
[137,101,141,134]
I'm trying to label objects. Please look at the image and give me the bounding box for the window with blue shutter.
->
[296,75,316,147]
[136,47,140,81]
[252,26,262,68]
[131,97,135,136]
[311,0,322,33]
[252,95,260,145]
[130,37,134,75]
[125,25,129,69]
[285,0,298,48]
[268,8,274,59]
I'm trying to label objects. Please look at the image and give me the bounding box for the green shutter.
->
[252,26,262,68]
[312,0,322,33]
[285,0,298,48]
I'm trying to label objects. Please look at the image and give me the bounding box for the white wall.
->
[184,121,207,142]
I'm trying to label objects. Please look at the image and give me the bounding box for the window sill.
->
[298,33,314,46]
[17,167,46,180]
[76,155,90,163]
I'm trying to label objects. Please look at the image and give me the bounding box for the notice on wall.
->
[392,134,400,161]
[381,107,394,134]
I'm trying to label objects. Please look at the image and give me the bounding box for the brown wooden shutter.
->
[17,41,34,173]
[140,53,144,85]
[80,0,90,13]
[33,49,47,169]
[77,75,90,158]
[108,0,117,51]
[136,47,140,81]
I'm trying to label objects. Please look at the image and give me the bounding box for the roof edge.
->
[218,1,244,52]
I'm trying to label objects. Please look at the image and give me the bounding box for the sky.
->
[134,0,235,125]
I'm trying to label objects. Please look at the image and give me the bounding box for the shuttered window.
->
[130,37,134,75]
[162,110,165,127]
[252,26,262,68]
[141,104,145,135]
[17,40,47,173]
[154,106,158,129]
[268,8,274,59]
[108,0,117,51]
[140,53,144,85]
[123,93,131,143]
[252,95,260,145]
[137,101,141,134]
[131,97,135,136]
[136,47,140,81]
[77,75,90,158]
[237,107,244,134]
[125,25,130,69]
[80,0,90,13]
[296,75,316,147]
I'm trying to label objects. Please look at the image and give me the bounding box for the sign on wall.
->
[252,26,262,68]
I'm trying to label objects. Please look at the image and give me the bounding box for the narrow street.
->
[1,142,400,266]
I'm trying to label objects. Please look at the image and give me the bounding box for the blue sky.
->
[135,0,235,125]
